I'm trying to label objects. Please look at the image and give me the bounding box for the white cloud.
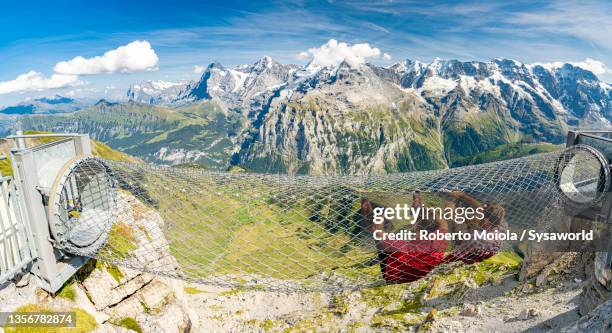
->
[193,65,206,74]
[54,40,159,75]
[0,40,160,97]
[301,39,390,68]
[506,1,612,50]
[533,58,610,75]
[64,87,98,97]
[0,71,81,95]
[383,53,392,61]
[297,51,310,60]
[570,58,610,75]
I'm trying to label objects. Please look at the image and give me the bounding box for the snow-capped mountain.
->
[120,56,612,173]
[129,57,610,128]
[177,56,301,111]
[389,58,611,127]
[128,57,301,110]
[22,56,611,174]
[127,80,190,105]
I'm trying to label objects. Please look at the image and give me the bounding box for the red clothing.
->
[378,232,448,284]
[382,251,446,283]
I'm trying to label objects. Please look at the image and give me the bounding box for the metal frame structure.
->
[0,174,32,285]
[567,130,612,294]
[5,131,92,292]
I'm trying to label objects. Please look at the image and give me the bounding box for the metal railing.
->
[0,176,34,284]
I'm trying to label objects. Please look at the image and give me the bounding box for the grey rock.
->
[562,299,612,333]
[461,304,481,317]
[536,273,547,287]
[518,308,540,320]
[14,273,31,288]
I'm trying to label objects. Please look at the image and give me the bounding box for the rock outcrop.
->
[562,299,612,333]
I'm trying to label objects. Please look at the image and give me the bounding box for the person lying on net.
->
[361,192,450,284]
[442,192,507,264]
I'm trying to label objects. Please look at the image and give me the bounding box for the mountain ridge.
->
[127,57,611,124]
[15,56,612,174]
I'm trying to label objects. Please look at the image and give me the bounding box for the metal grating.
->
[0,176,34,284]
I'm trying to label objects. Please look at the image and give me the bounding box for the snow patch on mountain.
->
[420,76,458,95]
[127,80,189,105]
[458,76,501,99]
[228,69,248,93]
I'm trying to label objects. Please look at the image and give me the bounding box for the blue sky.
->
[1,0,611,105]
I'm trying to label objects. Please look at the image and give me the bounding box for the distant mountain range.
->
[13,56,612,174]
[0,94,87,115]
[128,57,611,126]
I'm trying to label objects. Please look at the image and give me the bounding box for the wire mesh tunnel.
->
[47,145,610,292]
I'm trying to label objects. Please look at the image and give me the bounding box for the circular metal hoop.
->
[556,144,610,208]
[47,155,118,253]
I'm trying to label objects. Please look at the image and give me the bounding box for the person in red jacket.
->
[361,192,450,284]
[442,192,506,264]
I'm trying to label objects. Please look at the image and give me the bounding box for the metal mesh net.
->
[48,145,610,292]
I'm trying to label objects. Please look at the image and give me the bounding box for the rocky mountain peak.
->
[207,61,225,70]
[556,63,599,81]
[336,60,353,70]
[127,80,190,105]
[94,99,117,108]
[34,94,74,105]
[252,56,274,71]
